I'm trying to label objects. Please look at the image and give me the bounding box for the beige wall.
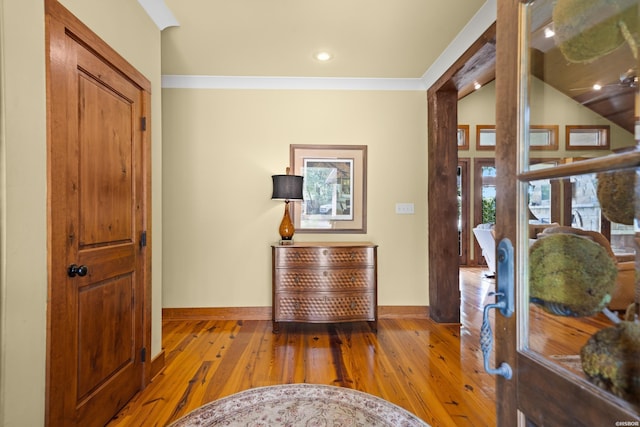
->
[162,89,429,307]
[0,0,162,425]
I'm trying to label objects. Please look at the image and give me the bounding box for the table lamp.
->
[271,169,304,243]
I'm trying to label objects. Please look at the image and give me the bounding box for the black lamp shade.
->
[272,175,304,200]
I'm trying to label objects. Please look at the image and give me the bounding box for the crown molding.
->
[162,75,428,91]
[137,0,179,30]
[153,0,495,91]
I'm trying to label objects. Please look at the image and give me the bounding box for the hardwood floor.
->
[106,267,617,426]
[107,268,496,426]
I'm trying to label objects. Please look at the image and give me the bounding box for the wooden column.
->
[427,86,460,323]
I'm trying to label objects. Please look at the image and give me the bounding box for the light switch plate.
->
[395,203,414,214]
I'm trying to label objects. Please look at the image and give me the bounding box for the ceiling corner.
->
[137,0,179,31]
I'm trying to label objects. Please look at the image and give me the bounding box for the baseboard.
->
[163,307,272,320]
[162,306,430,321]
[378,306,430,318]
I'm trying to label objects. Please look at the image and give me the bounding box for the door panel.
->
[495,0,639,424]
[78,71,134,245]
[46,2,150,425]
[77,275,134,398]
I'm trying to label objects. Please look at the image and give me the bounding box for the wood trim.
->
[518,353,639,424]
[162,306,430,321]
[565,125,611,151]
[458,158,471,265]
[519,150,640,181]
[457,125,470,150]
[429,23,497,98]
[163,307,272,321]
[476,124,496,151]
[494,0,521,424]
[378,306,430,319]
[530,125,559,151]
[472,158,496,266]
[141,88,153,387]
[44,0,151,93]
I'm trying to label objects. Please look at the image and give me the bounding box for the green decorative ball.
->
[597,169,637,226]
[581,321,640,402]
[530,233,617,316]
[553,0,638,63]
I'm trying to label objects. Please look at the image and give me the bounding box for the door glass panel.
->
[570,173,601,231]
[523,0,639,411]
[481,165,496,224]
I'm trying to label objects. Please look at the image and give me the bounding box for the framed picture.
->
[290,144,367,233]
[565,125,610,150]
[476,125,496,150]
[530,125,559,151]
[457,125,470,150]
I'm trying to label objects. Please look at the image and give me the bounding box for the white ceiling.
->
[142,0,494,89]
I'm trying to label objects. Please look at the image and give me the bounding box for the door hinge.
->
[140,231,147,248]
[141,347,147,362]
[141,116,147,131]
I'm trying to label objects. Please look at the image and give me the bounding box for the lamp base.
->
[278,201,295,241]
[279,239,295,246]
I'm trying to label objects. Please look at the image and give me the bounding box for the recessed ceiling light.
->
[593,83,602,90]
[474,82,482,90]
[315,51,333,62]
[544,27,555,38]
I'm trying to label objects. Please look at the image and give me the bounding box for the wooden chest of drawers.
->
[271,242,378,333]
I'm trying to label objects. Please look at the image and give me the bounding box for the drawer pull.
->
[323,249,328,256]
[350,274,356,282]
[293,275,300,284]
[350,252,356,260]
[323,271,328,277]
[350,301,356,309]
[294,301,301,310]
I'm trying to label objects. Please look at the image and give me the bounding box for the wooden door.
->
[494,0,640,425]
[46,2,151,426]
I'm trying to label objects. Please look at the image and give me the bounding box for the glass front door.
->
[494,0,639,424]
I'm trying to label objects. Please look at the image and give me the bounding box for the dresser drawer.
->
[274,246,374,268]
[274,292,375,322]
[274,268,374,292]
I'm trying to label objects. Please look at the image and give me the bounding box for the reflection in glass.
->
[524,0,639,410]
[527,168,638,406]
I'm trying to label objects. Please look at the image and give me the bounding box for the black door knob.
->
[67,264,88,278]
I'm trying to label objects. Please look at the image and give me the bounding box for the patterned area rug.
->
[169,383,431,426]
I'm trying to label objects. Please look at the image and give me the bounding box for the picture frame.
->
[565,125,610,150]
[290,144,367,233]
[457,125,470,150]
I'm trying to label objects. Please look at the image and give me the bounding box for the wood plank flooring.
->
[106,267,616,426]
